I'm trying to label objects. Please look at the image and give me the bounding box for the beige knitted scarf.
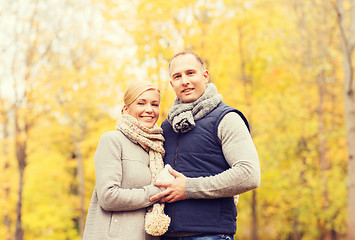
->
[115,114,170,236]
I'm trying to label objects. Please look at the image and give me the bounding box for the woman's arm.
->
[94,131,161,211]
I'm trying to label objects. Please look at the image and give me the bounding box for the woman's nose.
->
[145,104,153,112]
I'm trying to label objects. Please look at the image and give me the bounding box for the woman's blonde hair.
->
[122,81,160,111]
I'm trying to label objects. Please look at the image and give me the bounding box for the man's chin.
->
[180,96,197,103]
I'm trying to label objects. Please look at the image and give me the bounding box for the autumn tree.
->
[0,0,101,239]
[3,1,61,238]
[0,0,351,239]
[0,82,12,240]
[42,2,111,237]
[334,0,355,239]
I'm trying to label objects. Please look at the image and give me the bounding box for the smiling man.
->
[168,53,208,103]
[150,52,261,240]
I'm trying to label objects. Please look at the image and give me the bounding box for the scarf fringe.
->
[115,114,169,236]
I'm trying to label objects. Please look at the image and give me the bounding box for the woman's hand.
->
[150,168,187,203]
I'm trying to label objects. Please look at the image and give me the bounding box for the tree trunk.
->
[317,71,332,240]
[237,24,259,240]
[346,1,355,239]
[73,135,85,238]
[344,51,355,240]
[1,103,12,240]
[291,215,300,240]
[15,166,24,240]
[335,1,355,239]
[251,190,258,240]
[345,77,355,240]
[14,109,27,240]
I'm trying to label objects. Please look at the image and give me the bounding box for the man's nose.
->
[181,74,189,85]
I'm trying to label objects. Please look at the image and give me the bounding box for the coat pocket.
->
[108,212,122,237]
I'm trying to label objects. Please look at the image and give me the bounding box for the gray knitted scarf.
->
[167,83,223,133]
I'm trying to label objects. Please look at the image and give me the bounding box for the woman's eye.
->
[137,102,144,105]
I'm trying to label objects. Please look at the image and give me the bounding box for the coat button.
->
[114,219,118,223]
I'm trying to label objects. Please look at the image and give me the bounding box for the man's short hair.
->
[168,51,206,73]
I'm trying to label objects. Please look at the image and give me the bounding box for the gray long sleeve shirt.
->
[185,112,261,199]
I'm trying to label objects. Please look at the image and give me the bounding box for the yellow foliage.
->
[0,0,349,239]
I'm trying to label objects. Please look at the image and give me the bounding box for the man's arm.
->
[185,111,260,199]
[151,112,260,202]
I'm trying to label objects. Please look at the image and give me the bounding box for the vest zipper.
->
[171,133,181,232]
[174,134,181,169]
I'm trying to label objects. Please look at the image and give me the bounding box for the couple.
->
[83,52,261,240]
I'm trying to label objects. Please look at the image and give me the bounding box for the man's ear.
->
[203,70,209,83]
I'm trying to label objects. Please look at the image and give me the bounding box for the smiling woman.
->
[122,85,160,129]
[83,81,170,240]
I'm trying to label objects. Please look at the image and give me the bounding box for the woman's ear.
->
[122,105,128,114]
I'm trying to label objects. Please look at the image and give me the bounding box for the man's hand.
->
[150,168,187,203]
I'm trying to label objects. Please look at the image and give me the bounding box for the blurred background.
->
[1,0,354,239]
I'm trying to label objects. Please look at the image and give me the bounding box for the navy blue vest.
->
[161,102,249,234]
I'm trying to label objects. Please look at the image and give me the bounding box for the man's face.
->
[169,54,209,103]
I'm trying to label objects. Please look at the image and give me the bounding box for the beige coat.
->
[83,130,161,240]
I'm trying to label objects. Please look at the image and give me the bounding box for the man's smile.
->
[182,88,194,93]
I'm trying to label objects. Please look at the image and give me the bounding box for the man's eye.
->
[187,71,194,75]
[137,102,144,105]
[174,75,181,80]
[152,103,159,107]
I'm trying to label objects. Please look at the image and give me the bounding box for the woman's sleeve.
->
[94,131,161,211]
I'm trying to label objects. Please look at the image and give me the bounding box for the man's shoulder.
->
[161,119,170,127]
[214,102,250,132]
[216,102,240,112]
[161,119,172,134]
[208,102,238,119]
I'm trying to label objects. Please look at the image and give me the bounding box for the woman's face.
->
[123,89,160,128]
